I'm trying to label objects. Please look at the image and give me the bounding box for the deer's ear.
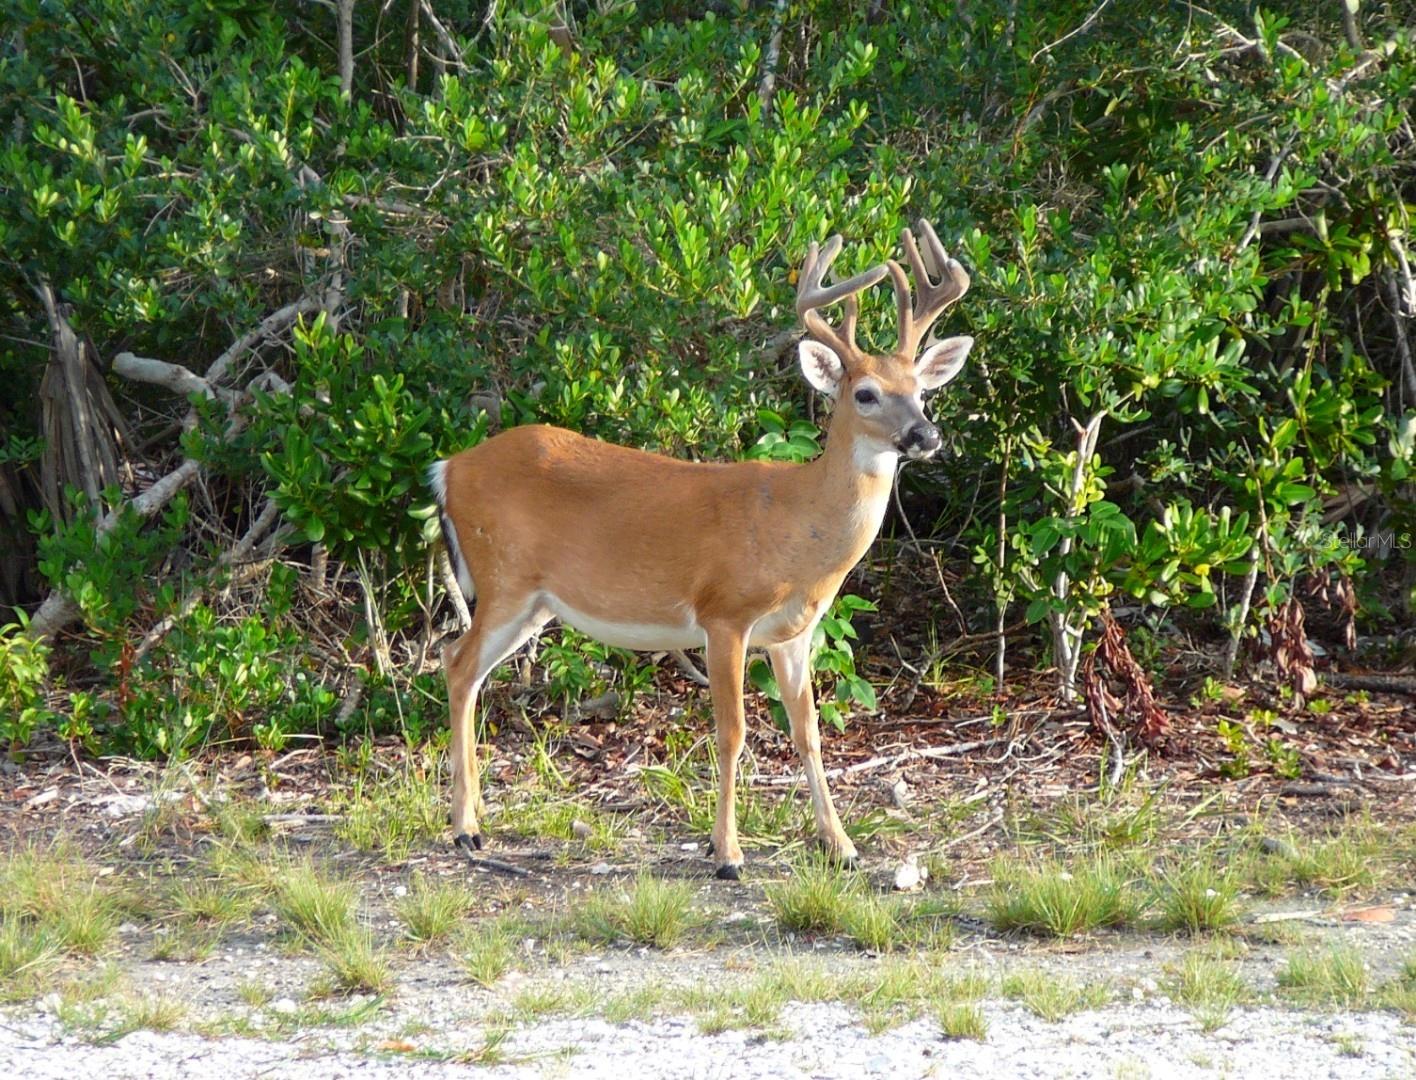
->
[799,339,845,395]
[916,335,973,391]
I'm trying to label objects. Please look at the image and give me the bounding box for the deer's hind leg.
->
[444,594,549,849]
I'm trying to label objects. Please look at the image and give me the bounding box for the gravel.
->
[5,998,1414,1079]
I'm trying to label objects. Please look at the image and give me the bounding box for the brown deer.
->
[430,220,972,878]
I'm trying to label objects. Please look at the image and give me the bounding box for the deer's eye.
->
[854,387,878,406]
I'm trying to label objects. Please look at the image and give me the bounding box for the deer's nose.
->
[898,422,941,458]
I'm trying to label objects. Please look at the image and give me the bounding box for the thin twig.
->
[1031,0,1113,63]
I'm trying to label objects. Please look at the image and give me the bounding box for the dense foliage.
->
[2,1,1413,756]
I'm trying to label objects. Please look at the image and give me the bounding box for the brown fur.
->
[435,225,971,876]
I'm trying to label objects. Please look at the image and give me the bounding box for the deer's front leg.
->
[704,626,748,880]
[768,630,858,866]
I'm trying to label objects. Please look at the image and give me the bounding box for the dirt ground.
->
[3,672,1416,1077]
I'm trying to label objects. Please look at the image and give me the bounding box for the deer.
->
[429,220,972,879]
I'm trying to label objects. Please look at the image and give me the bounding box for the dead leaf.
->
[1340,905,1396,924]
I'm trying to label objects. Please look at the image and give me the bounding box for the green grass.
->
[1000,969,1109,1021]
[937,1001,988,1040]
[167,876,259,928]
[0,912,60,1000]
[460,915,525,987]
[1276,944,1369,1007]
[317,925,395,994]
[493,793,629,852]
[150,925,221,963]
[763,854,924,953]
[1165,950,1252,1031]
[334,754,446,862]
[1,842,121,957]
[116,992,186,1035]
[1239,823,1385,898]
[1019,785,1162,851]
[1380,955,1416,1019]
[272,859,358,945]
[987,855,1141,938]
[764,857,856,935]
[637,741,811,850]
[395,872,473,947]
[1152,854,1244,934]
[574,872,701,949]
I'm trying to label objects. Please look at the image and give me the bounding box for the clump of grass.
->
[396,872,472,947]
[1277,944,1369,1006]
[987,855,1140,938]
[1241,823,1383,898]
[203,841,283,895]
[765,857,855,935]
[1025,785,1162,851]
[840,893,905,953]
[335,756,446,862]
[460,915,524,987]
[1153,855,1244,934]
[118,992,186,1034]
[765,856,910,952]
[210,798,270,844]
[898,895,960,952]
[1379,955,1416,1018]
[938,1002,988,1041]
[1000,969,1109,1021]
[574,872,700,949]
[494,794,629,852]
[168,876,258,928]
[602,982,672,1023]
[1,843,120,957]
[317,925,395,995]
[236,979,273,1008]
[151,925,221,963]
[0,914,60,1000]
[273,860,357,945]
[682,977,787,1036]
[1165,950,1251,1031]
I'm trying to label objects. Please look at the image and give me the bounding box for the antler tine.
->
[891,219,971,356]
[796,233,888,359]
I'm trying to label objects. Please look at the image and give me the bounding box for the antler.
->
[886,219,971,358]
[795,234,888,361]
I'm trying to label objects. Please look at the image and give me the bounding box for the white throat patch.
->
[853,439,899,478]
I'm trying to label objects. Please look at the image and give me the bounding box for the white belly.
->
[544,595,705,651]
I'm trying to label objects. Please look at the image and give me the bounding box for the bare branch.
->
[757,0,788,121]
[1032,0,1113,63]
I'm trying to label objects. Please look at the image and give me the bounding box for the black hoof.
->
[705,838,715,856]
[454,831,484,853]
[715,863,743,881]
[839,854,860,872]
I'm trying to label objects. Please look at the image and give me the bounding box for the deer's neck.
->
[794,411,897,566]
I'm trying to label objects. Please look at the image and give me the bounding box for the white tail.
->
[433,221,973,877]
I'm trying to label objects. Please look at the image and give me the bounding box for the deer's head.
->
[795,221,973,468]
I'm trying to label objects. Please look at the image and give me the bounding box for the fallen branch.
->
[29,459,201,640]
[27,300,316,643]
[757,736,1006,786]
[457,848,533,878]
[134,498,283,659]
[112,352,240,407]
[1322,671,1416,696]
